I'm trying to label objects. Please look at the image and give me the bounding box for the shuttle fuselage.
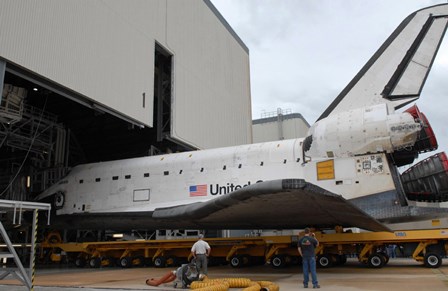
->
[38,104,417,218]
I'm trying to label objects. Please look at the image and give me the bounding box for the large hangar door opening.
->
[0,64,192,202]
[154,44,172,144]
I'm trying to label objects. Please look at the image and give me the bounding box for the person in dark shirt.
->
[298,228,320,288]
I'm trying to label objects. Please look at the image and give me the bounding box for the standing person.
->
[388,244,397,258]
[298,228,320,289]
[191,234,211,275]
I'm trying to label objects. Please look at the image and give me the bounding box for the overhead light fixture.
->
[33,88,38,91]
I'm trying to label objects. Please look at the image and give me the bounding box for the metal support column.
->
[0,200,51,291]
[0,59,5,105]
[0,220,32,289]
[29,209,38,290]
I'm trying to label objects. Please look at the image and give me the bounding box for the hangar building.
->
[253,109,310,143]
[0,0,252,202]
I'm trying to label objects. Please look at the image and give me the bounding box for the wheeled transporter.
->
[36,228,448,269]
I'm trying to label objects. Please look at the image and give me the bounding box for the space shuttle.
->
[36,4,448,232]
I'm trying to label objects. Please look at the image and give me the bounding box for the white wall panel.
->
[253,115,310,143]
[0,0,161,126]
[166,0,252,149]
[0,0,251,149]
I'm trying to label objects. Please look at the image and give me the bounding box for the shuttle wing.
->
[153,179,390,232]
[318,4,448,121]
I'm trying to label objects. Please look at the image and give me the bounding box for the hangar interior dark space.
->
[0,47,192,203]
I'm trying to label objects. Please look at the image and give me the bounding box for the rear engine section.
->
[392,105,438,166]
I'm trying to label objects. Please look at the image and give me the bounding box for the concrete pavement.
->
[1,258,447,291]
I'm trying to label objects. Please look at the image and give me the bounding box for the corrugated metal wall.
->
[167,1,252,148]
[0,0,251,149]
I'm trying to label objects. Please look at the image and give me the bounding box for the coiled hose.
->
[190,276,280,291]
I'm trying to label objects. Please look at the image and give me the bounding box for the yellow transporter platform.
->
[39,234,298,269]
[314,228,448,268]
[38,229,448,269]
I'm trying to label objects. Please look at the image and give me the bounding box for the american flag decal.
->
[189,184,207,197]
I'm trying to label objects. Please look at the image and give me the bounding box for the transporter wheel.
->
[368,253,385,268]
[75,257,86,268]
[271,255,287,268]
[230,255,244,268]
[153,256,167,268]
[424,253,442,268]
[119,257,132,268]
[317,254,333,268]
[89,257,101,268]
